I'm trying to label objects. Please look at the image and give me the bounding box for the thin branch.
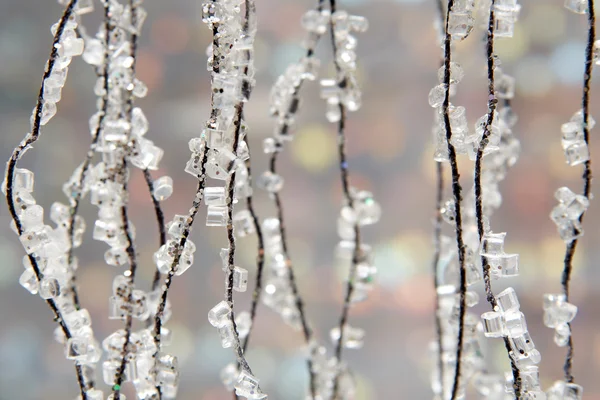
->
[112,167,140,398]
[152,175,206,393]
[327,0,364,397]
[240,138,266,354]
[225,102,255,375]
[561,0,596,383]
[112,2,141,397]
[440,1,468,399]
[264,8,326,395]
[144,168,167,292]
[67,1,113,311]
[151,25,221,398]
[225,0,260,381]
[3,1,90,398]
[474,5,521,397]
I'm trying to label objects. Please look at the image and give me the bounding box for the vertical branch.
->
[440,1,468,398]
[67,1,113,310]
[269,125,315,347]
[112,165,139,399]
[474,4,522,398]
[225,103,254,374]
[144,168,167,291]
[6,0,78,234]
[240,138,266,354]
[327,0,361,396]
[561,0,595,383]
[261,3,328,396]
[112,2,141,397]
[3,1,92,398]
[324,2,374,397]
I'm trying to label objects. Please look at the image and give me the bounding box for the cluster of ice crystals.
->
[447,0,475,41]
[480,231,519,278]
[431,61,518,164]
[330,325,365,349]
[480,289,543,395]
[493,0,521,38]
[261,218,303,329]
[154,215,197,276]
[318,11,366,120]
[430,62,473,161]
[550,187,588,242]
[564,0,590,14]
[430,282,486,399]
[559,109,594,166]
[542,293,578,348]
[546,380,583,400]
[36,21,82,129]
[210,299,263,398]
[333,187,379,320]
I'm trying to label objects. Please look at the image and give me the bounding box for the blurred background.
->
[1,0,599,398]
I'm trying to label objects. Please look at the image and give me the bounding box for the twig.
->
[112,2,141,397]
[144,168,167,291]
[67,0,113,311]
[474,5,522,397]
[3,1,90,398]
[264,4,327,393]
[327,0,364,397]
[561,0,595,383]
[440,1,468,398]
[225,0,260,381]
[240,145,266,354]
[226,102,255,375]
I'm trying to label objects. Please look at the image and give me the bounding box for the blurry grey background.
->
[1,0,599,398]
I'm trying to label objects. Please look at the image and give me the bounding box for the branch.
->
[561,0,595,383]
[4,1,93,398]
[440,1,468,398]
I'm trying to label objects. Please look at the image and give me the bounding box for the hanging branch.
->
[561,0,596,382]
[475,2,499,311]
[542,3,597,398]
[225,103,255,374]
[230,130,266,400]
[145,168,167,291]
[112,164,139,399]
[3,0,103,400]
[154,0,265,397]
[6,0,76,237]
[259,2,329,397]
[319,1,377,397]
[440,1,468,398]
[239,140,265,356]
[66,0,113,311]
[233,1,266,363]
[473,3,522,397]
[327,0,361,397]
[111,3,142,397]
